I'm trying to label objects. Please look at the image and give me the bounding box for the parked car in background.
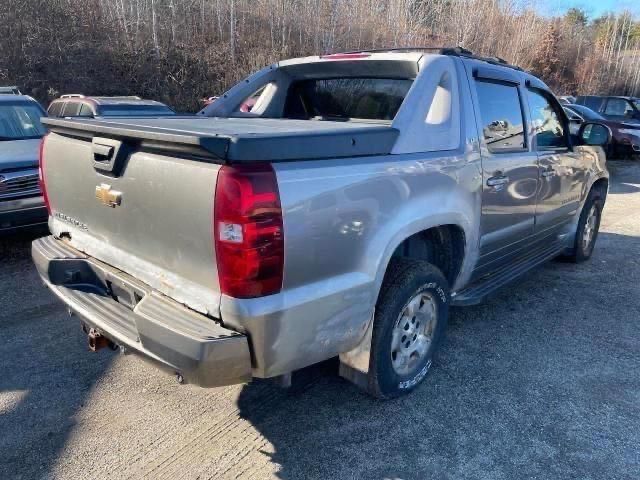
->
[0,86,22,95]
[575,95,640,124]
[202,96,219,107]
[565,103,640,158]
[0,95,48,233]
[47,95,176,118]
[36,48,611,399]
[558,95,576,105]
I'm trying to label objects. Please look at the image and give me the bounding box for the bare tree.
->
[1,0,638,111]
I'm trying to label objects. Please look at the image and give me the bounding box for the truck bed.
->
[41,117,399,162]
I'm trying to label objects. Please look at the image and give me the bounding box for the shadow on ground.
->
[607,159,640,195]
[0,230,115,480]
[237,231,640,480]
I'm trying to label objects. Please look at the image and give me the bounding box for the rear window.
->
[283,77,413,121]
[98,104,175,117]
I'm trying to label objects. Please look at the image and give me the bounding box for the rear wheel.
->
[367,259,449,399]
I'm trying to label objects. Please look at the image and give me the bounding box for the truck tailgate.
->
[43,132,222,316]
[40,116,398,317]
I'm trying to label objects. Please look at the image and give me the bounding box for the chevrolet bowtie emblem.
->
[95,184,122,208]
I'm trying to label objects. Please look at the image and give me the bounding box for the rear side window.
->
[62,102,81,117]
[604,98,634,117]
[47,102,63,117]
[528,89,567,149]
[283,77,413,121]
[475,81,526,152]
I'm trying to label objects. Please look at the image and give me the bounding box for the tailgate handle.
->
[93,143,114,161]
[92,137,127,176]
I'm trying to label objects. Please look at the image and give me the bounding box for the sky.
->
[539,0,640,19]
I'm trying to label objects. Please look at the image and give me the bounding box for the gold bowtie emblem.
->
[95,184,122,208]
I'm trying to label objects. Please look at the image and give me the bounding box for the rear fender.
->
[340,192,478,378]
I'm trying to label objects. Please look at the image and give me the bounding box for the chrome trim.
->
[0,168,40,200]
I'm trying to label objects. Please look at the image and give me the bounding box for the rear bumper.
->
[0,196,48,232]
[32,236,252,387]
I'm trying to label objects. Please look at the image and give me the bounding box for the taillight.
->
[214,164,284,298]
[38,134,51,214]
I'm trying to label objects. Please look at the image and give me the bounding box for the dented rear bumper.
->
[32,235,252,387]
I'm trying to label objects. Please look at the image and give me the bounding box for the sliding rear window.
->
[284,77,412,121]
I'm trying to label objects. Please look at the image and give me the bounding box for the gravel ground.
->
[1,160,639,480]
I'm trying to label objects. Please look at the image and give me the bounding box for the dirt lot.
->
[1,160,639,480]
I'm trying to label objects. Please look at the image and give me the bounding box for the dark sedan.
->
[564,104,640,159]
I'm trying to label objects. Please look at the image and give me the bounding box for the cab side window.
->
[475,81,526,153]
[62,102,81,117]
[528,89,567,149]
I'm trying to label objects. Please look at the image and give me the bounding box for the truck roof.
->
[285,47,524,72]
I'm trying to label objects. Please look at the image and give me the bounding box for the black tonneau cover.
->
[42,117,398,162]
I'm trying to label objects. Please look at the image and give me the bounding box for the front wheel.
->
[367,259,449,399]
[566,192,603,262]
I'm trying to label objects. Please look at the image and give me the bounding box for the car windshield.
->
[569,105,605,121]
[0,102,46,140]
[99,105,175,116]
[283,77,413,121]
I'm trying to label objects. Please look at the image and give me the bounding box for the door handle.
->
[92,143,114,161]
[486,175,509,187]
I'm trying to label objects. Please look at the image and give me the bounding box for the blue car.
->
[0,95,49,233]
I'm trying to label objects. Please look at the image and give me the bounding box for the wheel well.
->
[591,178,608,201]
[390,225,465,286]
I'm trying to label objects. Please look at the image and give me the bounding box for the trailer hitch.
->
[86,327,117,352]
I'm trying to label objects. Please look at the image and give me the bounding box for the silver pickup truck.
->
[34,48,611,398]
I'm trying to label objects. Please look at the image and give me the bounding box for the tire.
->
[367,258,449,399]
[565,191,603,263]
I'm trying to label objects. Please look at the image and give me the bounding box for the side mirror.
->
[579,122,611,146]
